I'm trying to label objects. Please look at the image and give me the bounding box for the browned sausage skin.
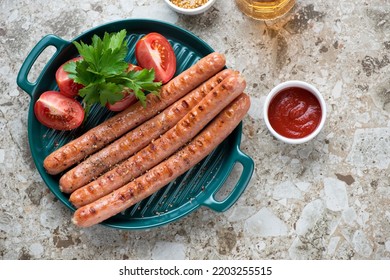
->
[43,52,226,175]
[59,69,235,193]
[72,93,251,227]
[69,73,246,206]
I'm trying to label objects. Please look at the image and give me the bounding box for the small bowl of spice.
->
[263,81,327,144]
[164,0,217,15]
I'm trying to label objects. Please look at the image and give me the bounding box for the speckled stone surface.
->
[1,0,390,260]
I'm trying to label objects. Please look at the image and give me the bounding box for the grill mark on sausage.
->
[181,100,189,109]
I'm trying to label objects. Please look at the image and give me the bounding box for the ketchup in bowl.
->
[268,87,322,138]
[264,81,326,144]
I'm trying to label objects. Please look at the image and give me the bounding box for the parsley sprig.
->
[63,29,162,115]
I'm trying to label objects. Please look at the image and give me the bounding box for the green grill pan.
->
[17,19,254,230]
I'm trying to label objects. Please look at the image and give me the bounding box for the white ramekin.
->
[164,0,217,15]
[263,80,327,144]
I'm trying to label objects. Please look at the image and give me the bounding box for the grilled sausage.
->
[72,93,251,227]
[43,52,226,175]
[69,73,246,206]
[59,69,234,193]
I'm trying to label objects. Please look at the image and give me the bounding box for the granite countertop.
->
[1,0,389,260]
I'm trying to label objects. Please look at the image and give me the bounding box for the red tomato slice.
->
[127,63,142,72]
[135,32,176,84]
[106,93,137,112]
[56,57,84,98]
[106,64,142,112]
[34,91,85,131]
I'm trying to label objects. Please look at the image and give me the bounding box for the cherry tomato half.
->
[34,91,85,131]
[105,64,142,112]
[56,57,84,98]
[106,93,137,112]
[135,32,176,84]
[127,63,143,72]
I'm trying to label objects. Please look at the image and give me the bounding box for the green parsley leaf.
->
[63,30,162,116]
[98,83,124,106]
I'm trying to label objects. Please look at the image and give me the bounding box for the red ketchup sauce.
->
[268,87,322,139]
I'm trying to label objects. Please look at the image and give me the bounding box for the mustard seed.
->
[170,0,209,9]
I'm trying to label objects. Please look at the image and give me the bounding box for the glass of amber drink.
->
[235,0,296,20]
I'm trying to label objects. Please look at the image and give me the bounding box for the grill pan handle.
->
[17,34,69,97]
[201,146,254,212]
